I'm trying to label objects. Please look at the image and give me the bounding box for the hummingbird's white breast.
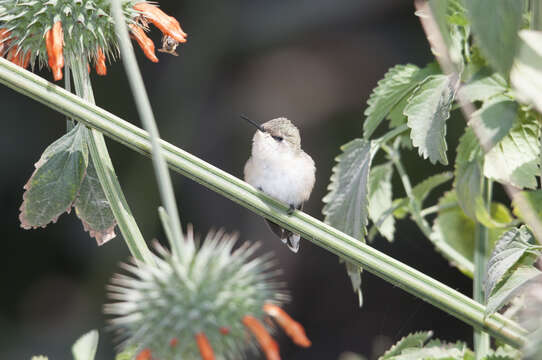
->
[244,131,315,206]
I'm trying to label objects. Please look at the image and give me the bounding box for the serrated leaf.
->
[511,30,542,114]
[466,0,523,76]
[411,172,453,205]
[512,189,542,223]
[404,74,457,165]
[431,191,513,277]
[484,226,540,304]
[19,124,89,229]
[379,331,433,360]
[469,99,518,151]
[454,129,508,228]
[72,329,99,360]
[486,265,542,316]
[323,139,377,306]
[458,69,507,103]
[483,118,540,189]
[363,63,439,138]
[368,163,394,241]
[74,158,116,245]
[389,344,465,360]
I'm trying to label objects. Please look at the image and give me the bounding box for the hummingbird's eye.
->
[272,135,283,142]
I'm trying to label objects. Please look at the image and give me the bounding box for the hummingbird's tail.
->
[264,219,301,253]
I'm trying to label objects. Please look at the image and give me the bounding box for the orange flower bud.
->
[0,29,11,56]
[243,315,281,360]
[169,337,179,347]
[44,21,64,81]
[219,326,230,335]
[195,332,215,360]
[129,24,159,63]
[7,47,30,69]
[136,348,152,360]
[95,47,107,75]
[133,2,187,43]
[263,304,311,347]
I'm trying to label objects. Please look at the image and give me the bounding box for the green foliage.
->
[484,226,542,315]
[411,172,453,206]
[469,99,518,151]
[511,30,542,114]
[513,190,542,223]
[72,330,99,360]
[368,163,394,241]
[323,139,377,305]
[465,0,524,76]
[379,331,433,360]
[404,74,457,165]
[31,357,48,360]
[458,69,507,103]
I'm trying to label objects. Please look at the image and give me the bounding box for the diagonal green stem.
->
[69,56,154,265]
[0,57,527,348]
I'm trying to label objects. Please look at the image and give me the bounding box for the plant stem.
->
[69,56,154,265]
[0,57,527,348]
[474,179,491,359]
[419,202,458,217]
[110,0,184,259]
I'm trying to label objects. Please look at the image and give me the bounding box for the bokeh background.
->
[0,1,480,359]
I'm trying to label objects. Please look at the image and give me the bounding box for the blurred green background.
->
[0,1,477,359]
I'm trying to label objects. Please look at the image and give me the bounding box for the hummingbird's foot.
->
[287,204,295,215]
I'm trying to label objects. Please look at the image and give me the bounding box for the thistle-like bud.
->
[105,227,310,359]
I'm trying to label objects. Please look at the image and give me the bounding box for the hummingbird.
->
[242,116,316,253]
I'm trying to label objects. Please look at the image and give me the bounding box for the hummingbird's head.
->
[259,117,301,149]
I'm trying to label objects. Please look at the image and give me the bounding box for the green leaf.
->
[74,158,116,245]
[486,265,542,316]
[458,69,507,103]
[388,340,468,360]
[428,0,465,67]
[323,139,377,306]
[411,172,453,206]
[484,226,540,306]
[469,99,518,151]
[72,329,99,360]
[379,331,433,360]
[368,163,394,241]
[454,129,508,228]
[483,117,540,189]
[115,347,138,360]
[31,357,48,360]
[19,124,89,229]
[363,63,438,138]
[404,74,457,165]
[512,189,542,223]
[431,191,513,277]
[466,0,523,76]
[511,30,542,114]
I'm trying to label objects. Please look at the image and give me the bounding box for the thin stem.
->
[0,57,527,348]
[110,0,184,259]
[419,202,458,217]
[64,65,74,131]
[69,56,154,265]
[474,179,491,359]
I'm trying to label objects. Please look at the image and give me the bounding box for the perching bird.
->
[243,116,316,253]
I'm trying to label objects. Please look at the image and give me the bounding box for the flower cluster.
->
[105,227,311,360]
[0,0,186,80]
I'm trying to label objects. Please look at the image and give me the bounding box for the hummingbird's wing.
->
[264,203,303,253]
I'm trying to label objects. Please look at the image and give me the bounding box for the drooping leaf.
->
[74,158,116,245]
[363,63,439,138]
[323,139,377,306]
[469,99,518,151]
[368,163,394,241]
[19,124,89,229]
[454,129,508,228]
[483,117,540,189]
[466,0,523,76]
[379,331,433,360]
[486,265,542,316]
[431,191,513,277]
[511,30,542,114]
[484,226,541,305]
[404,74,457,165]
[411,172,453,206]
[458,69,507,103]
[72,329,99,360]
[512,189,542,224]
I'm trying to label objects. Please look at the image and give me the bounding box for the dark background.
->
[0,1,477,359]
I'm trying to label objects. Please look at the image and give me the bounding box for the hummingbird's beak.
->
[241,115,266,133]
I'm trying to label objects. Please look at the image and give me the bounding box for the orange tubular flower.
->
[129,24,159,63]
[134,2,187,43]
[263,304,312,348]
[169,337,179,347]
[0,29,11,56]
[243,315,281,360]
[195,332,215,360]
[44,21,64,81]
[7,47,30,69]
[219,326,230,335]
[135,348,152,360]
[95,47,107,75]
